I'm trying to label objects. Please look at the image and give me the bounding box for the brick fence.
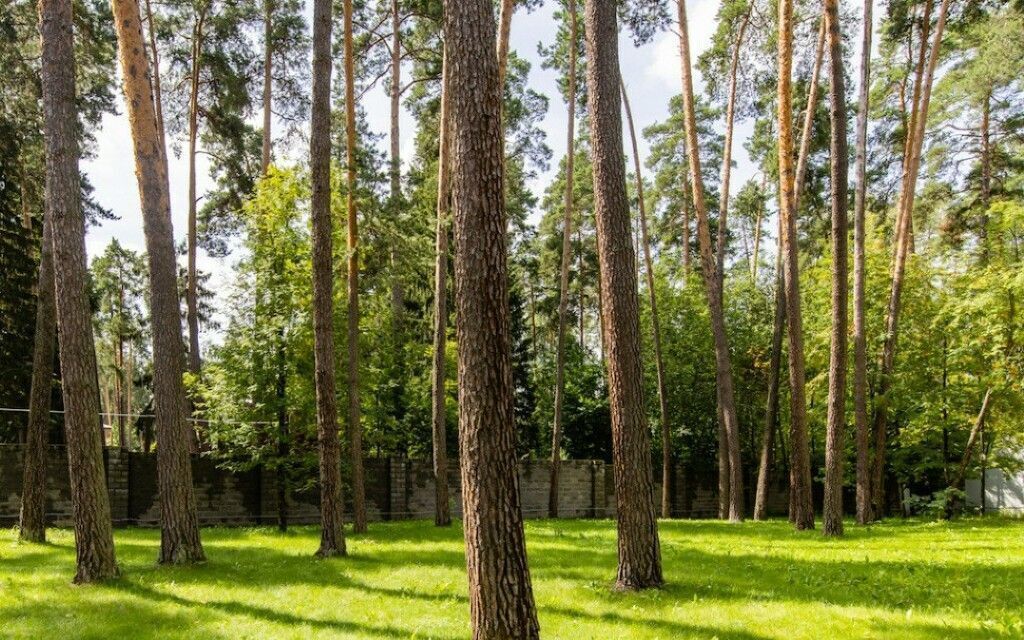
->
[0,445,788,526]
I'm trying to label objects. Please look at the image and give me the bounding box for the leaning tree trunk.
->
[822,0,850,537]
[343,0,367,534]
[585,0,663,588]
[713,8,751,516]
[309,0,346,557]
[40,0,119,582]
[143,0,166,158]
[430,45,452,528]
[112,0,206,564]
[872,0,949,519]
[677,0,744,522]
[776,0,814,530]
[444,0,541,636]
[950,390,994,492]
[549,0,578,520]
[852,0,874,525]
[622,79,672,520]
[19,211,57,543]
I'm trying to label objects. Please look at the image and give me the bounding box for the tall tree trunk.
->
[621,79,672,520]
[19,213,56,543]
[853,0,874,525]
[585,0,663,588]
[41,0,119,582]
[343,0,367,534]
[117,276,127,450]
[444,1,541,635]
[754,244,785,520]
[681,183,691,282]
[431,45,452,528]
[388,0,404,327]
[309,0,346,557]
[261,0,273,174]
[185,10,205,381]
[549,0,577,520]
[822,0,850,537]
[713,6,751,520]
[872,0,949,519]
[143,0,166,159]
[677,0,744,522]
[112,0,206,564]
[776,0,814,530]
[496,0,514,90]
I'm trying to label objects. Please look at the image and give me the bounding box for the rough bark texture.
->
[445,1,541,636]
[677,0,744,522]
[776,0,814,530]
[622,79,672,520]
[585,0,663,588]
[19,203,56,543]
[872,0,949,518]
[310,0,346,557]
[343,0,367,535]
[822,0,850,537]
[112,0,206,564]
[549,0,577,520]
[41,0,119,582]
[754,245,785,521]
[431,46,452,528]
[853,0,874,525]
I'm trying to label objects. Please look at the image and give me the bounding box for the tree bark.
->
[112,0,206,564]
[622,78,672,520]
[343,0,367,534]
[822,0,850,538]
[19,213,56,543]
[794,17,826,209]
[444,0,541,635]
[776,0,814,530]
[185,9,205,381]
[143,0,166,159]
[549,0,577,520]
[41,0,119,582]
[431,45,452,528]
[585,0,663,588]
[310,0,346,557]
[853,0,874,525]
[677,0,744,522]
[872,0,949,519]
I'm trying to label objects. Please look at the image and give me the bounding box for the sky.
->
[79,0,762,349]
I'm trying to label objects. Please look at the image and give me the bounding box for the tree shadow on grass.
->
[103,580,462,640]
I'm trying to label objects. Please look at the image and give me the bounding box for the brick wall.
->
[0,445,788,526]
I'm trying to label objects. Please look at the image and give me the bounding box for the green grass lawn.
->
[2,518,1021,639]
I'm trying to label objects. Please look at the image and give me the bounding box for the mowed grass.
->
[1,518,1022,639]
